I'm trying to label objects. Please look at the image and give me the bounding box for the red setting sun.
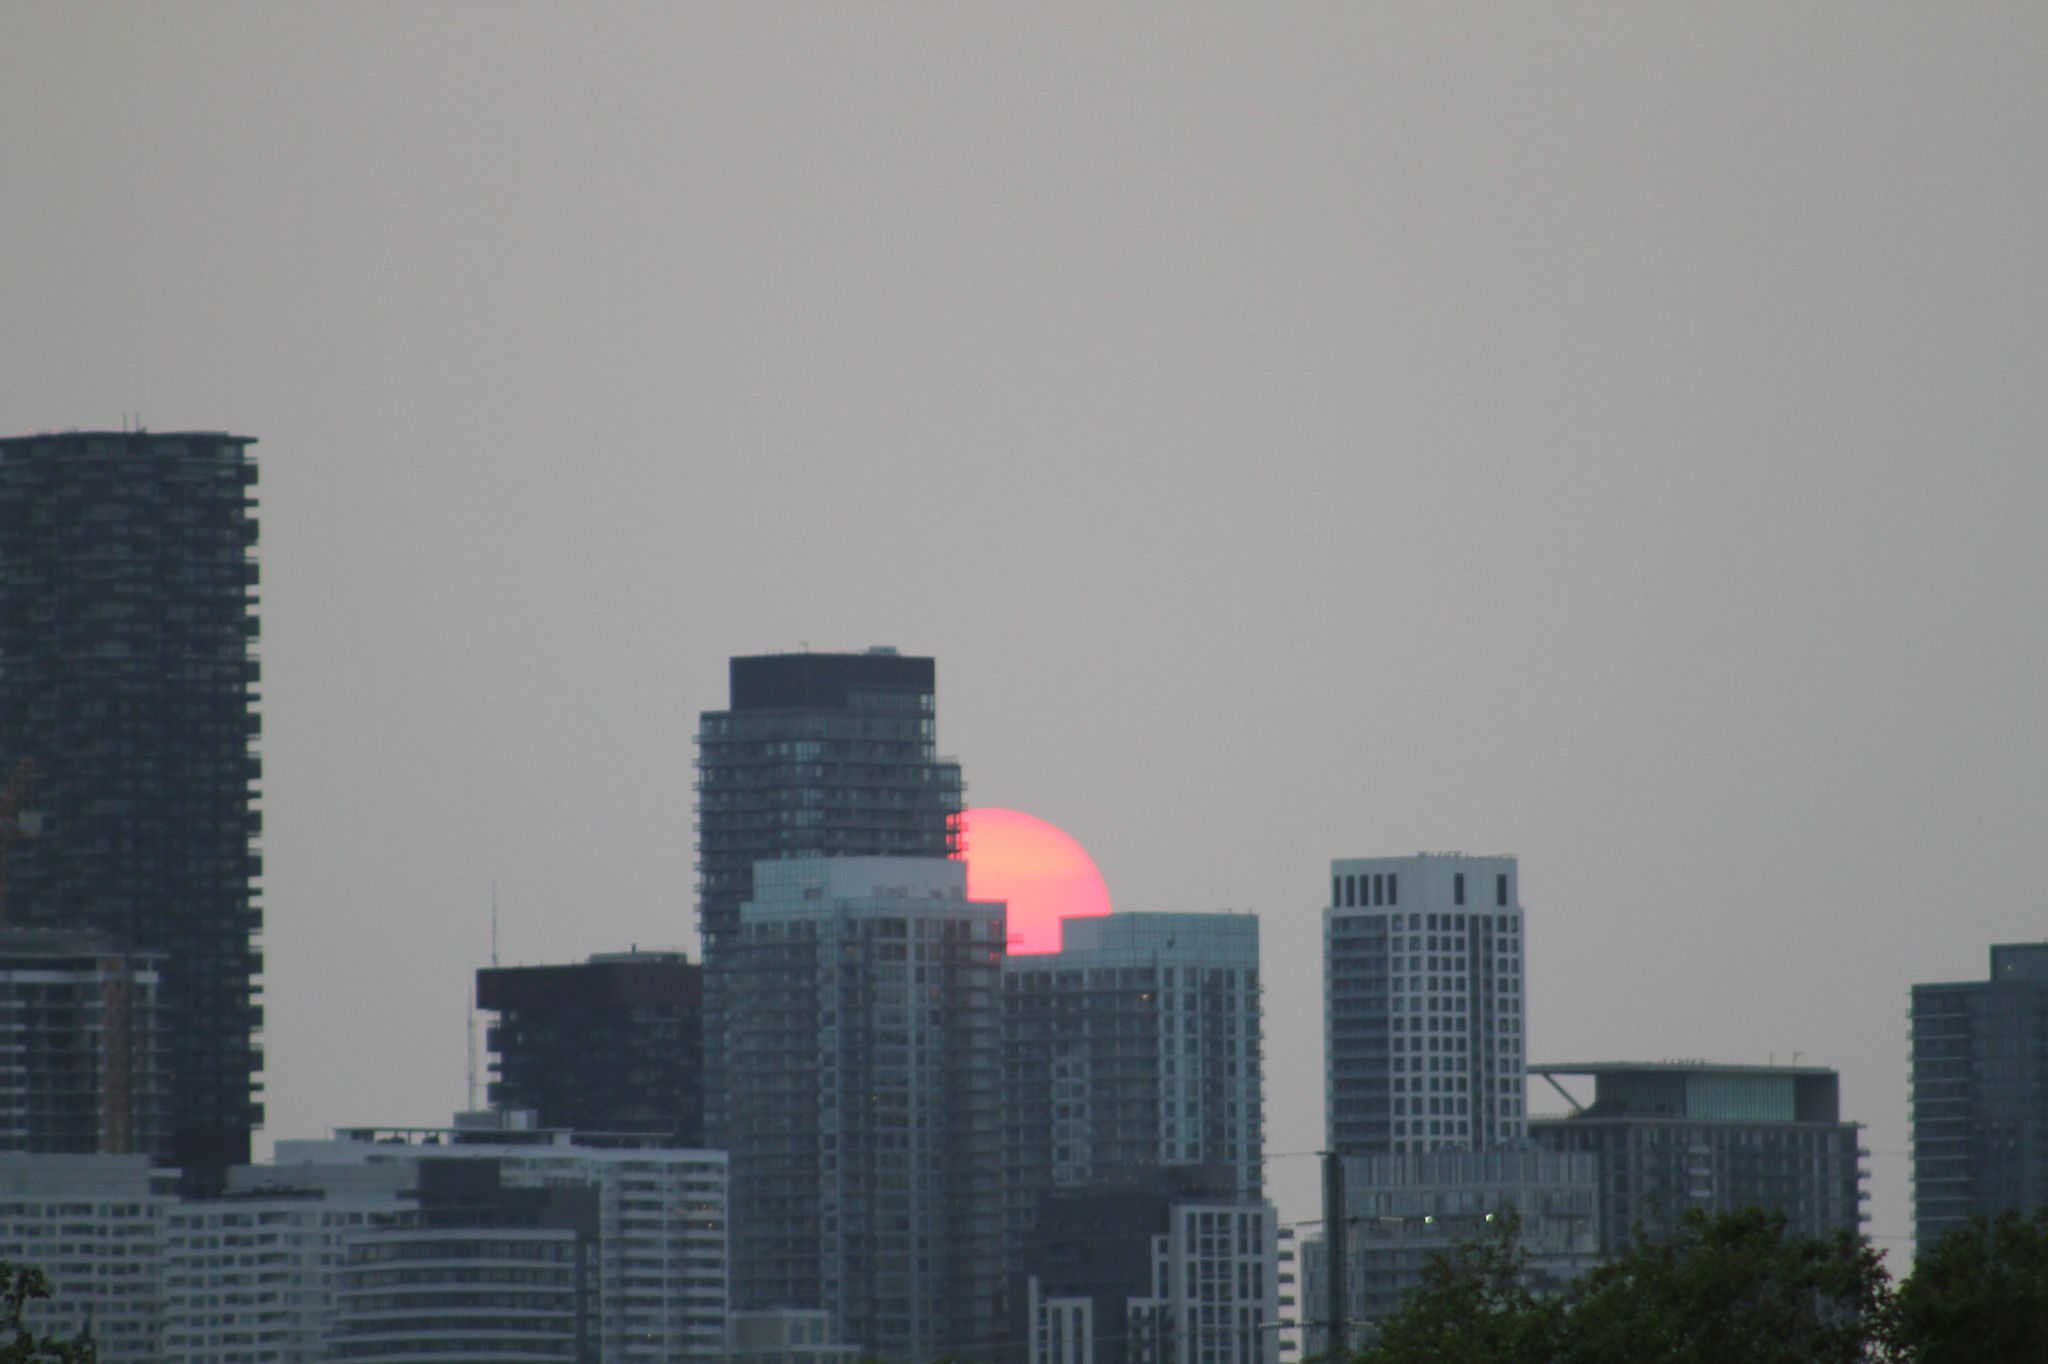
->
[961,807,1112,955]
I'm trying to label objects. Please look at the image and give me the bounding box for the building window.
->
[1454,873,1465,906]
[1496,874,1509,907]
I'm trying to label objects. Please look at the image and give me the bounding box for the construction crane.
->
[0,758,40,926]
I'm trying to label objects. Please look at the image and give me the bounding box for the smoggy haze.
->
[4,4,2046,1257]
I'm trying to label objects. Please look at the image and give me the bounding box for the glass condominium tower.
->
[0,431,263,1189]
[1324,853,1526,1155]
[694,649,962,955]
[694,649,963,1142]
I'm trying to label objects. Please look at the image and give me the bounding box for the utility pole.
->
[1323,1150,1347,1358]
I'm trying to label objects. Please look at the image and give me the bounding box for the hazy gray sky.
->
[5,4,2045,1257]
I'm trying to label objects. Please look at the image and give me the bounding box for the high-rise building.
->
[695,649,964,1147]
[1324,854,1526,1156]
[1003,913,1264,1237]
[0,430,263,1189]
[0,929,166,1157]
[723,857,1004,1363]
[1321,853,1573,1346]
[1910,943,2048,1251]
[478,950,704,1145]
[1021,1166,1278,1364]
[695,650,963,956]
[1528,1061,1866,1252]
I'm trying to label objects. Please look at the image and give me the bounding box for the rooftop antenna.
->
[469,883,499,1113]
[466,984,478,1112]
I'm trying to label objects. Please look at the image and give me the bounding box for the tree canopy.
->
[0,1265,93,1364]
[1348,1204,2048,1364]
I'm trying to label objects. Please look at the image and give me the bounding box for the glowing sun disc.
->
[962,807,1112,955]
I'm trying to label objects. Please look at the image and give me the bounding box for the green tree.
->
[0,1264,93,1364]
[1349,1210,1563,1364]
[1893,1209,2048,1364]
[1349,1206,1897,1364]
[1557,1207,1894,1364]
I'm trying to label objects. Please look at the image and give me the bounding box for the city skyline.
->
[7,4,2047,1261]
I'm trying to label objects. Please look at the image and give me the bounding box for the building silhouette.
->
[1528,1060,1866,1252]
[1910,943,2048,1250]
[0,430,264,1189]
[723,857,1004,1363]
[478,950,703,1145]
[695,649,963,1146]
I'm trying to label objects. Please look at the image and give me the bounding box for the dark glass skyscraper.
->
[695,649,962,1144]
[0,430,263,1189]
[695,649,962,954]
[1911,943,2048,1251]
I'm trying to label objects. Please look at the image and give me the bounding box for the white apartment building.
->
[260,1117,730,1364]
[0,1153,174,1364]
[161,1189,414,1364]
[1325,853,1526,1156]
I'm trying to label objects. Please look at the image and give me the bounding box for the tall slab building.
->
[723,858,1005,1363]
[1910,943,2048,1251]
[1325,853,1526,1156]
[1003,912,1265,1209]
[1318,853,1591,1347]
[0,431,263,1189]
[695,649,963,1143]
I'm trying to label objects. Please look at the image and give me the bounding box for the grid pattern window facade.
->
[1910,944,2048,1251]
[0,1154,175,1364]
[695,653,963,1152]
[1324,855,1524,1158]
[1005,913,1265,1269]
[725,858,1003,1364]
[0,432,264,1189]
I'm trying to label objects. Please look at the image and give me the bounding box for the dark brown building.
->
[478,950,704,1146]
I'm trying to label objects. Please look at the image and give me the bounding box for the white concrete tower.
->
[1324,854,1526,1156]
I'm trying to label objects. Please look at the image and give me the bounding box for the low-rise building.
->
[1309,1147,1599,1351]
[262,1113,729,1364]
[162,1187,414,1364]
[0,1152,174,1363]
[1529,1061,1866,1252]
